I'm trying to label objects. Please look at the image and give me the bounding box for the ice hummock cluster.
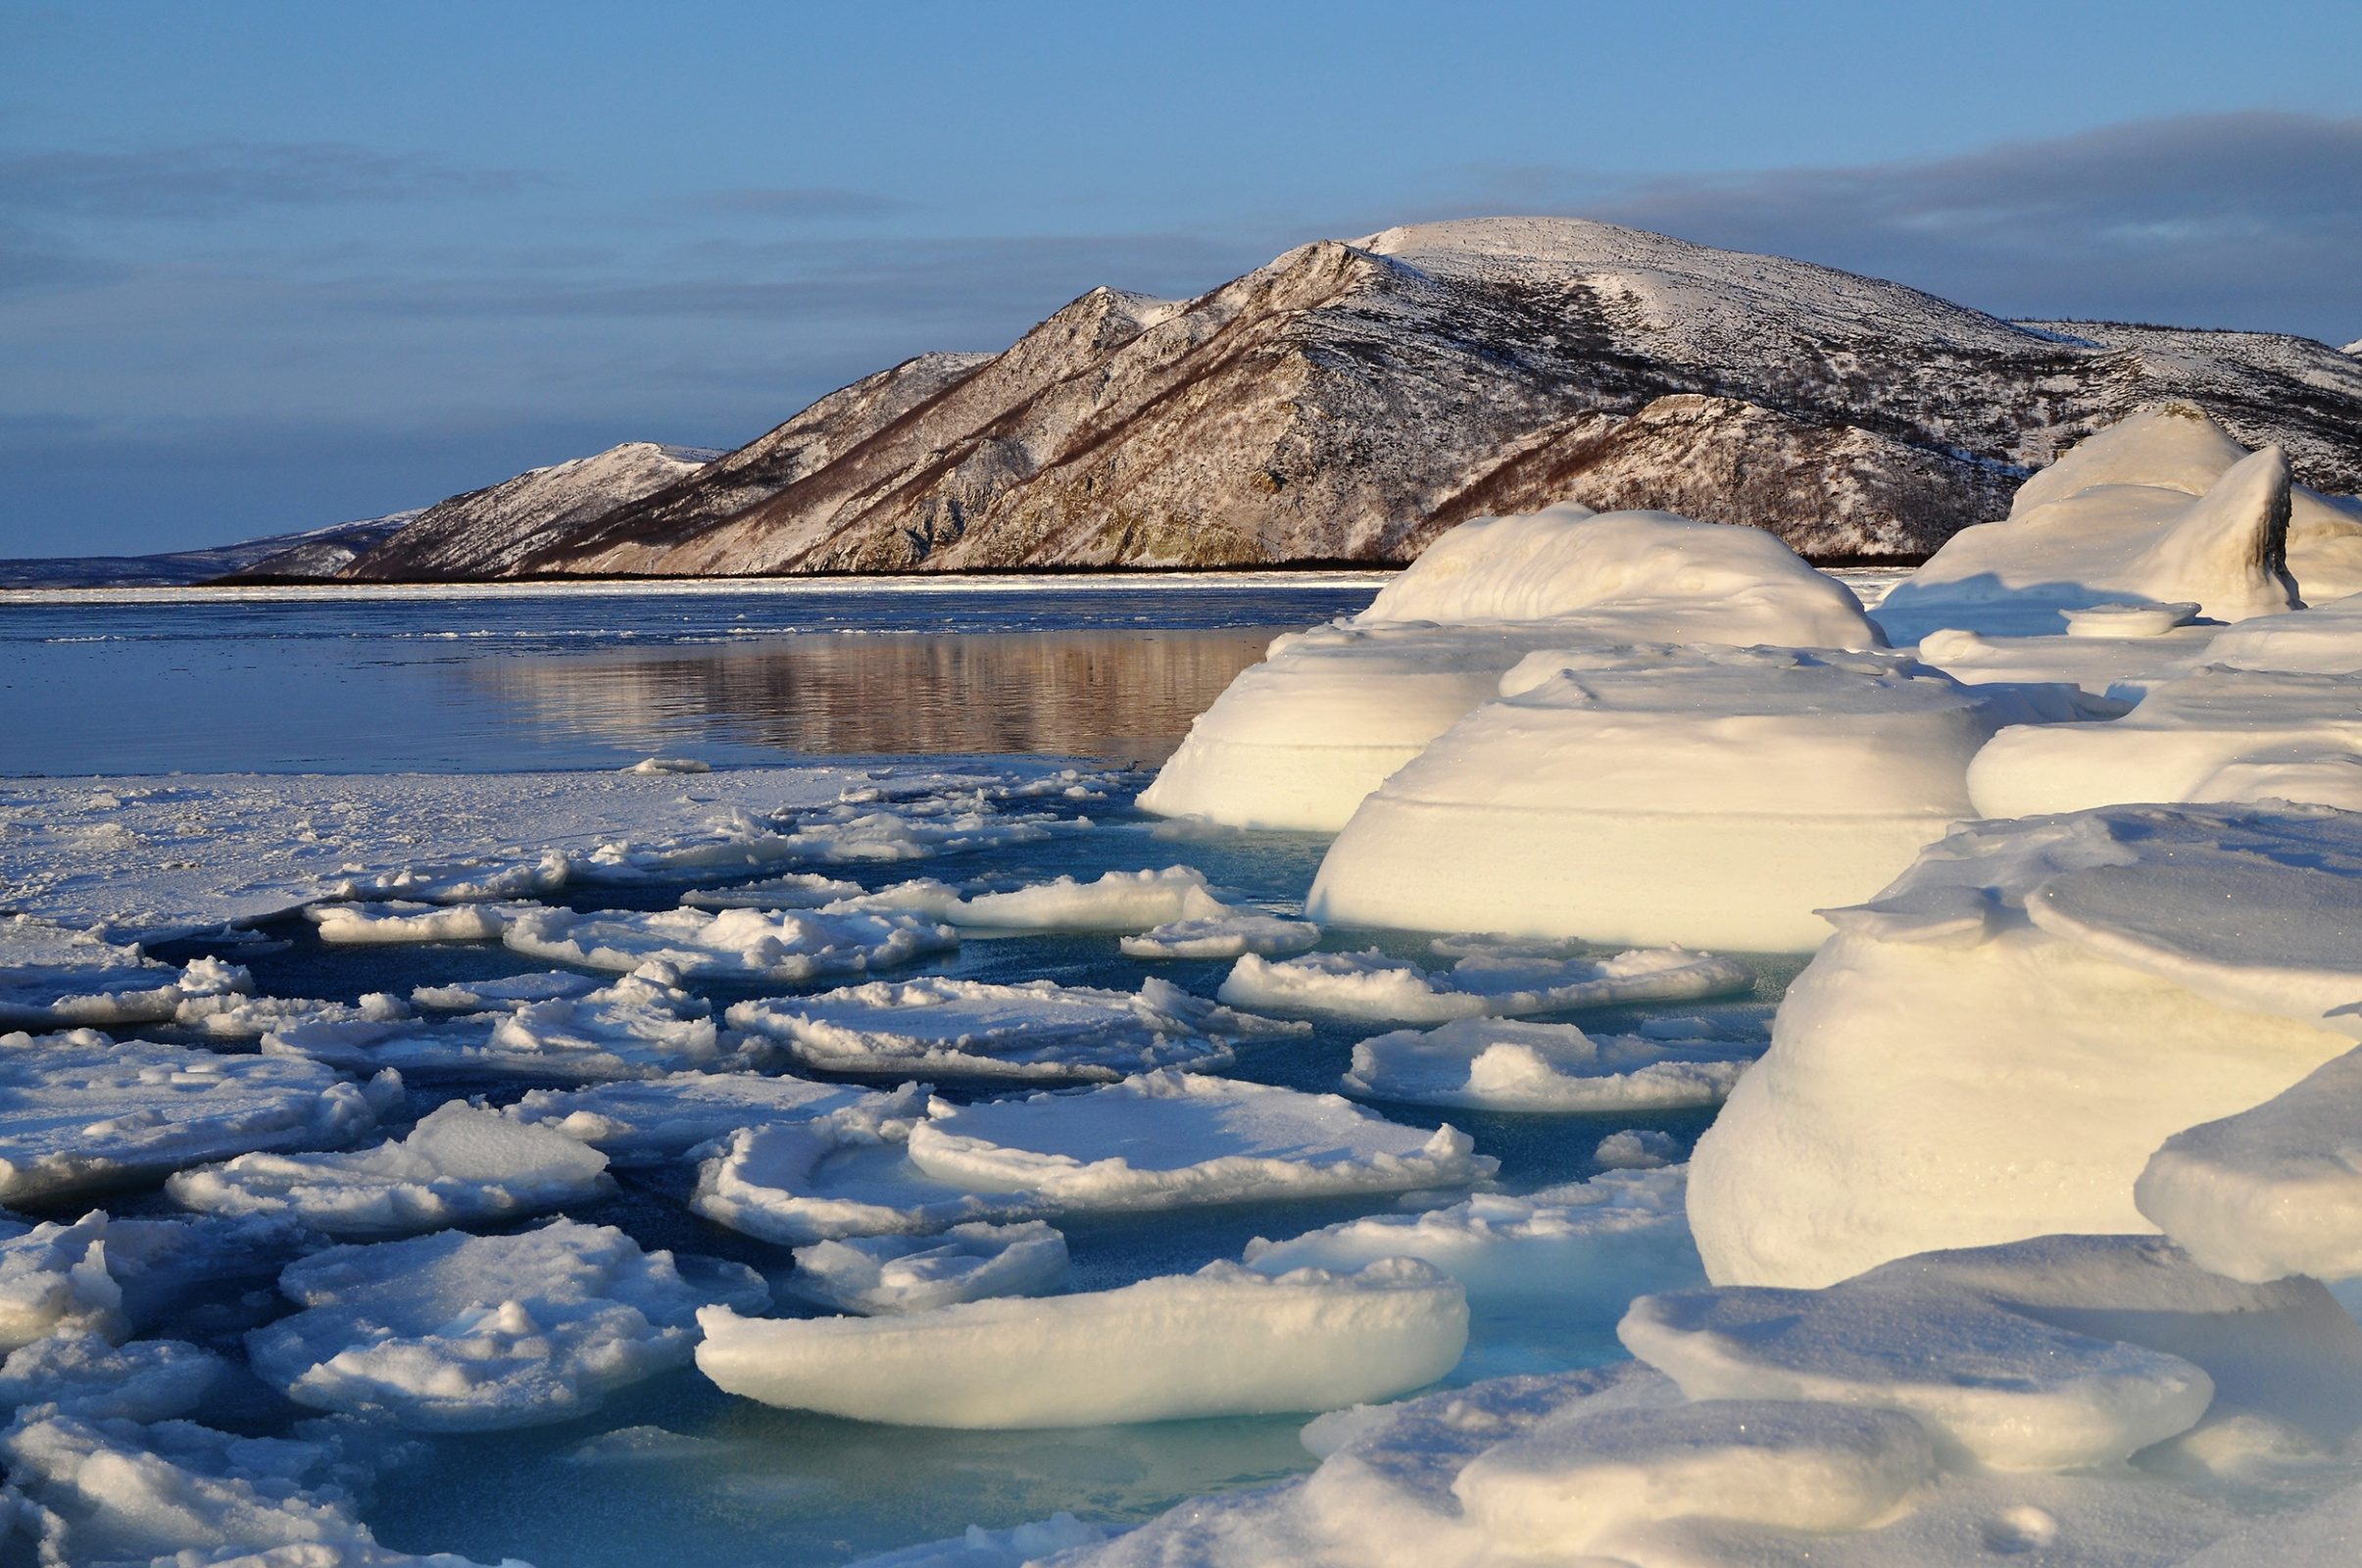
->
[20,416,2362,1567]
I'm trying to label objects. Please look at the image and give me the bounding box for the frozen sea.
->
[0,575,1809,1568]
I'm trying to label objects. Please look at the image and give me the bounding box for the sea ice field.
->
[13,421,2362,1568]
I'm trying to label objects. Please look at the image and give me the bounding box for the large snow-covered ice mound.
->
[691,1073,1493,1245]
[167,1101,615,1234]
[0,1032,395,1204]
[696,1256,1467,1428]
[1341,1017,1756,1111]
[1970,662,2362,817]
[248,1218,766,1431]
[726,975,1303,1081]
[1138,508,1883,831]
[1220,941,1751,1022]
[1307,644,2113,951]
[1690,804,2362,1287]
[1875,405,2362,640]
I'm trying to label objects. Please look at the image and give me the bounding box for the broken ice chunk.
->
[167,1101,615,1235]
[502,903,957,983]
[0,1033,389,1205]
[248,1218,767,1431]
[788,1222,1069,1315]
[1220,945,1750,1023]
[1343,1016,1755,1112]
[697,1257,1467,1429]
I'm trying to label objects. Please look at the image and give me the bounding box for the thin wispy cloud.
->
[0,142,536,220]
[699,186,911,220]
[1445,113,2362,336]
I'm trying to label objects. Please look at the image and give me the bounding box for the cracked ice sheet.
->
[0,762,1092,944]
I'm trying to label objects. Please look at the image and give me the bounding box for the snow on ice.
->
[0,1033,398,1205]
[726,975,1304,1081]
[500,904,958,984]
[1220,942,1751,1022]
[265,972,730,1081]
[1342,1017,1756,1112]
[696,1256,1466,1428]
[167,1101,615,1234]
[502,1070,882,1164]
[692,1073,1493,1245]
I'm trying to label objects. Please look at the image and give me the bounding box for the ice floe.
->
[1691,804,2362,1287]
[167,1102,615,1235]
[0,1408,510,1567]
[503,1071,882,1164]
[1306,644,2112,951]
[264,972,729,1081]
[0,763,1075,943]
[1244,1166,1698,1309]
[0,918,256,1029]
[726,976,1304,1081]
[929,865,1230,931]
[1118,911,1321,958]
[308,901,516,944]
[692,1073,1493,1244]
[0,1329,223,1421]
[787,1221,1069,1314]
[0,1033,397,1205]
[248,1219,767,1431]
[1220,943,1751,1022]
[679,871,862,909]
[697,1256,1466,1428]
[1876,405,2356,641]
[1342,1016,1756,1111]
[0,1209,309,1350]
[501,904,957,983]
[1139,508,1883,831]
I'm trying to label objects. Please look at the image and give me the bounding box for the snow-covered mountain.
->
[341,441,726,579]
[496,217,2362,574]
[0,513,418,590]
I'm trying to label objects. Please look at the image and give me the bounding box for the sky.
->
[3,0,2359,556]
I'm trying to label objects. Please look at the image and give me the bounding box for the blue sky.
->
[4,0,2359,555]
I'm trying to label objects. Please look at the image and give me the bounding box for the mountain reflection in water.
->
[464,627,1287,763]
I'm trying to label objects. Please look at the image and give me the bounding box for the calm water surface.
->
[0,576,1386,775]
